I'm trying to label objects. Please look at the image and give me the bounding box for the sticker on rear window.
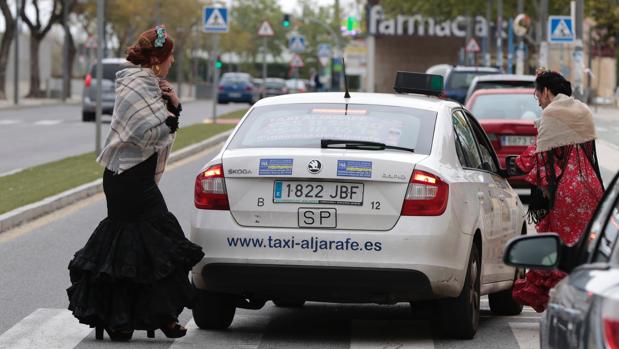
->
[259,158,293,176]
[337,160,372,178]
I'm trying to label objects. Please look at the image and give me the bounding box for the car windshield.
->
[470,94,541,120]
[227,103,437,154]
[447,71,498,90]
[90,63,124,80]
[265,81,285,88]
[473,80,534,92]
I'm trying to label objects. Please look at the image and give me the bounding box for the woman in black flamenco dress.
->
[67,26,204,341]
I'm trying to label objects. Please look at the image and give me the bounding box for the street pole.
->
[211,34,219,124]
[262,36,267,81]
[516,0,525,74]
[572,0,584,99]
[496,0,503,70]
[62,0,69,101]
[14,0,20,105]
[335,0,344,90]
[465,10,473,65]
[484,0,491,66]
[95,0,104,155]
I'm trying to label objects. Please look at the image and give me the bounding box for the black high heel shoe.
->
[148,323,187,338]
[94,326,133,341]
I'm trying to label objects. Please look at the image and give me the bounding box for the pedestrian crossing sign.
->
[548,16,574,43]
[258,21,275,36]
[289,34,306,53]
[290,54,304,68]
[203,7,229,33]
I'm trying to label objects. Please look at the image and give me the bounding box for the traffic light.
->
[347,16,356,32]
[282,14,291,28]
[215,55,222,69]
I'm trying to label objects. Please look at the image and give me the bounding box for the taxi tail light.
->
[401,170,448,216]
[603,299,619,349]
[194,164,229,210]
[84,74,92,87]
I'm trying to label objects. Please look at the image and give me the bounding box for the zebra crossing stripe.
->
[350,319,435,349]
[33,120,62,126]
[509,322,540,349]
[0,120,20,125]
[0,309,91,349]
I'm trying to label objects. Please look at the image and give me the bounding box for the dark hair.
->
[126,25,174,66]
[535,71,572,97]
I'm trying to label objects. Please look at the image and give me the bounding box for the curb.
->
[0,100,81,111]
[0,130,232,233]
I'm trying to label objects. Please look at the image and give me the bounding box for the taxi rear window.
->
[227,103,437,154]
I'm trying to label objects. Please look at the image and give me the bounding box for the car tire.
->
[433,243,480,339]
[192,288,236,330]
[273,299,305,308]
[82,111,95,122]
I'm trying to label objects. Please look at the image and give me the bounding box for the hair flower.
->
[154,26,167,48]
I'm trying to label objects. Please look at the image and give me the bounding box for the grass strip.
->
[216,108,247,120]
[0,112,242,215]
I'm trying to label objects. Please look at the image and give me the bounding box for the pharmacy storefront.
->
[366,4,490,92]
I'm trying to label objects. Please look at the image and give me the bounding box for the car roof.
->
[449,66,502,73]
[470,88,535,96]
[253,92,456,112]
[101,58,128,64]
[471,74,536,82]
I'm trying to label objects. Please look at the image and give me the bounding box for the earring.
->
[153,65,161,75]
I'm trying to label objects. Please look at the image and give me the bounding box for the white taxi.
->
[190,72,526,339]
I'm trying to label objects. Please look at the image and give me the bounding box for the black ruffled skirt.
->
[67,153,204,331]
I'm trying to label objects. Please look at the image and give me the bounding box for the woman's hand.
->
[159,80,180,109]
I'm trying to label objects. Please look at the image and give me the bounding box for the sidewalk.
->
[0,98,80,111]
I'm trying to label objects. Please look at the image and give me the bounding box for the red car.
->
[466,88,540,188]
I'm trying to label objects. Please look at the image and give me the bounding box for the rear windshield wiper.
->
[321,139,414,153]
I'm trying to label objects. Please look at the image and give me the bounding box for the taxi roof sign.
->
[393,72,444,96]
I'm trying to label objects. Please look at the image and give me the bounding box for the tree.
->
[20,0,63,97]
[0,0,16,100]
[59,0,77,98]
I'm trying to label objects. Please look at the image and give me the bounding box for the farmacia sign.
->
[369,5,489,38]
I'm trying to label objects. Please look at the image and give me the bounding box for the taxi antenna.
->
[342,57,350,99]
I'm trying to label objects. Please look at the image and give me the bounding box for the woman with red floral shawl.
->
[511,70,604,312]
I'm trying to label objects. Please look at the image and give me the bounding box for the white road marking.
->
[33,120,62,126]
[0,308,92,349]
[0,119,20,125]
[509,322,540,349]
[0,168,23,177]
[350,319,435,349]
[597,126,609,132]
[170,314,269,349]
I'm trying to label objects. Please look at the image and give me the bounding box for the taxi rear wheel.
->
[433,244,480,339]
[192,289,236,330]
[489,226,526,316]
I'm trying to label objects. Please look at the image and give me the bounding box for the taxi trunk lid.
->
[222,148,426,230]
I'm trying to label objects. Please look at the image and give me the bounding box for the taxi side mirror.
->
[503,234,561,269]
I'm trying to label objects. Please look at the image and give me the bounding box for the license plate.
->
[273,181,364,206]
[298,208,336,228]
[501,135,535,146]
[228,92,241,98]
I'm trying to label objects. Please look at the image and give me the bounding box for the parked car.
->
[217,72,259,105]
[81,58,131,122]
[425,64,452,78]
[263,78,288,97]
[252,78,265,99]
[443,66,502,104]
[190,72,527,339]
[464,74,535,104]
[503,169,619,349]
[465,88,539,188]
[285,79,307,93]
